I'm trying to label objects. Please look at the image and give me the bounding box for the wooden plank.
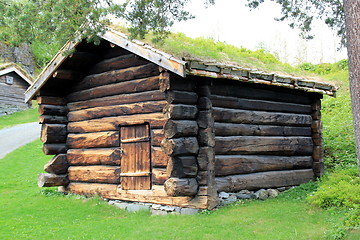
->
[67,112,166,133]
[67,148,121,166]
[67,131,119,149]
[88,54,149,75]
[43,144,67,155]
[67,90,166,111]
[152,129,165,146]
[68,166,120,184]
[164,120,198,138]
[36,96,67,106]
[216,169,314,192]
[67,183,208,209]
[213,107,312,126]
[166,156,198,178]
[152,147,169,167]
[38,173,69,187]
[161,137,199,156]
[215,155,313,176]
[52,69,83,81]
[164,178,198,196]
[44,154,68,174]
[215,136,313,155]
[120,124,151,190]
[68,100,167,122]
[39,115,68,124]
[163,104,198,120]
[165,90,198,105]
[214,122,312,137]
[67,76,160,102]
[210,94,312,114]
[40,124,67,143]
[152,168,168,185]
[72,63,159,91]
[38,104,68,116]
[210,81,313,105]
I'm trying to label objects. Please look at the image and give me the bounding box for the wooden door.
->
[120,124,151,190]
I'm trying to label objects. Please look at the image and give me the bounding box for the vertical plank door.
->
[120,124,151,190]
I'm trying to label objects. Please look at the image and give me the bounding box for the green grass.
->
[0,105,38,130]
[0,140,355,240]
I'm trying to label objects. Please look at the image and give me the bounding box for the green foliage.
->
[308,167,360,209]
[322,91,357,168]
[297,60,349,75]
[307,167,360,234]
[0,0,196,68]
[0,105,38,130]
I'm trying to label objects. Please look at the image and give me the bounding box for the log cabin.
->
[25,29,336,210]
[0,63,33,109]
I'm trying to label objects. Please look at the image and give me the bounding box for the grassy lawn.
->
[0,140,355,240]
[0,105,38,130]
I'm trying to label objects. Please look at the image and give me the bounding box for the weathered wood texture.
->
[210,81,313,105]
[38,105,68,116]
[68,100,167,122]
[311,98,324,177]
[67,183,208,209]
[166,156,198,178]
[68,112,166,133]
[72,63,159,91]
[213,107,312,126]
[215,155,313,176]
[88,54,149,75]
[67,90,166,111]
[39,115,68,124]
[215,136,313,155]
[215,122,312,136]
[37,96,67,106]
[41,124,67,143]
[161,137,199,156]
[44,154,68,174]
[68,166,120,184]
[67,148,121,165]
[164,178,198,196]
[43,144,67,155]
[67,131,119,149]
[38,173,69,187]
[0,72,30,107]
[210,94,312,114]
[216,169,314,192]
[68,76,160,102]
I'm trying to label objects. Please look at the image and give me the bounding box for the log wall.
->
[0,72,30,108]
[210,80,318,192]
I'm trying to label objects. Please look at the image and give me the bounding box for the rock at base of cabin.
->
[268,189,280,198]
[254,189,269,200]
[180,208,200,215]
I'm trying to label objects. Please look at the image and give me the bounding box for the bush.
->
[308,167,360,209]
[308,167,360,232]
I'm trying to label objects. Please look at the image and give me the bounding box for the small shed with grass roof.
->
[0,63,33,110]
[25,28,336,210]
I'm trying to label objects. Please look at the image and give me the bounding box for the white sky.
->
[170,0,347,65]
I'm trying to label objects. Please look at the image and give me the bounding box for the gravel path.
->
[0,122,41,159]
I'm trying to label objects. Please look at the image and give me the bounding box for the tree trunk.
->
[344,0,360,174]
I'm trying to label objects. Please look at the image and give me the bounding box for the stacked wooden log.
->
[161,72,200,196]
[37,96,69,187]
[210,80,316,192]
[65,52,164,192]
[311,99,324,178]
[196,82,218,208]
